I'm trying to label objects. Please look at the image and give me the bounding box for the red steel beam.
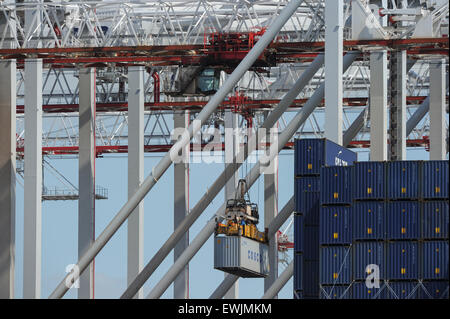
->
[15,139,430,156]
[16,96,439,114]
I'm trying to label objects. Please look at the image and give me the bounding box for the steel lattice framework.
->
[0,0,448,299]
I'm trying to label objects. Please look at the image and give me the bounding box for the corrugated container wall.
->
[294,138,357,176]
[422,201,449,240]
[354,161,386,200]
[422,241,449,280]
[385,282,420,299]
[301,191,320,226]
[303,260,320,297]
[294,253,303,291]
[319,285,351,299]
[352,281,386,299]
[386,201,420,240]
[353,241,385,281]
[320,166,353,205]
[295,178,319,212]
[320,206,352,245]
[303,226,319,261]
[387,241,419,280]
[353,201,385,240]
[294,290,303,299]
[294,214,304,252]
[214,236,269,278]
[422,160,449,199]
[387,161,420,200]
[421,281,450,299]
[320,246,352,284]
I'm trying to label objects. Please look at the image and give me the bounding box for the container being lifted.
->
[214,179,269,278]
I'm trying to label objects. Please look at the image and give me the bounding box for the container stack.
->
[294,138,448,299]
[419,161,449,299]
[319,165,354,299]
[293,138,356,299]
[351,160,448,299]
[293,139,321,299]
[352,161,388,299]
[384,161,422,298]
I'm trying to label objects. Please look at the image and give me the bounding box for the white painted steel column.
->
[173,110,189,299]
[389,50,407,160]
[23,59,43,298]
[223,110,239,299]
[0,60,16,299]
[78,68,96,299]
[369,51,388,161]
[324,0,344,145]
[264,113,278,295]
[429,59,447,160]
[127,66,144,299]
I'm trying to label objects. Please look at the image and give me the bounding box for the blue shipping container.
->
[303,260,319,297]
[353,201,385,240]
[421,281,449,299]
[295,178,320,212]
[320,206,352,245]
[422,201,449,240]
[354,161,386,200]
[319,285,351,299]
[301,191,320,226]
[294,214,304,253]
[422,160,449,199]
[422,241,449,280]
[353,241,385,281]
[293,290,303,299]
[294,253,303,291]
[352,281,386,299]
[320,166,353,205]
[387,161,420,200]
[320,246,352,284]
[387,241,419,280]
[386,201,420,240]
[304,225,319,261]
[294,138,357,176]
[385,282,420,299]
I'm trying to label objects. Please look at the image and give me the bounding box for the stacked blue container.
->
[351,160,449,299]
[420,161,449,299]
[317,143,357,299]
[352,161,387,299]
[294,138,356,299]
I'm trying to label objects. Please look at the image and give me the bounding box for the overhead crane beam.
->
[15,96,435,114]
[49,0,305,299]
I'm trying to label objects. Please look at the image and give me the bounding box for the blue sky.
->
[13,143,436,299]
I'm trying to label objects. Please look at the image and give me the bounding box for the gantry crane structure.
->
[0,0,448,299]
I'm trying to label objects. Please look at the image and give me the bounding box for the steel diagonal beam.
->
[144,52,359,299]
[343,107,368,147]
[121,51,324,299]
[48,0,305,299]
[261,261,294,299]
[406,81,449,138]
[209,196,295,299]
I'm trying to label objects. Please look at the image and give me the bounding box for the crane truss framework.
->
[0,0,448,299]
